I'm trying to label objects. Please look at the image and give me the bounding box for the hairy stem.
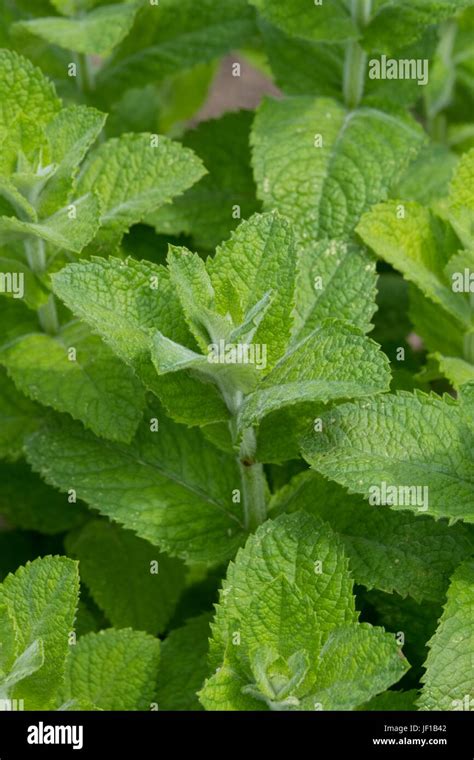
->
[343,41,367,109]
[75,53,93,96]
[351,0,372,28]
[38,294,60,335]
[239,426,267,531]
[223,386,268,531]
[25,237,46,273]
[24,237,59,334]
[343,0,372,109]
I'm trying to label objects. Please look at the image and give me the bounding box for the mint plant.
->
[0,0,473,715]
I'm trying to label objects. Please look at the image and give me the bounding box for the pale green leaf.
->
[0,49,60,132]
[237,320,391,430]
[51,256,229,427]
[298,624,409,711]
[77,133,206,250]
[409,285,465,358]
[0,257,48,309]
[301,392,474,523]
[207,212,297,369]
[435,353,474,389]
[291,239,377,341]
[0,640,44,699]
[167,246,229,351]
[0,193,101,253]
[448,148,474,249]
[14,3,138,56]
[1,322,145,443]
[357,201,471,326]
[0,556,79,709]
[38,105,107,216]
[251,97,425,242]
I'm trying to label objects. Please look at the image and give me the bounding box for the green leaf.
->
[255,402,324,463]
[0,298,39,350]
[66,520,185,634]
[435,353,474,389]
[258,20,345,97]
[301,391,474,523]
[0,49,60,132]
[0,460,87,534]
[52,256,188,367]
[237,320,391,431]
[51,256,229,427]
[291,239,378,341]
[249,0,357,43]
[60,628,160,710]
[357,201,471,327]
[0,640,45,699]
[409,284,465,358]
[38,105,107,216]
[201,513,407,711]
[0,369,43,461]
[0,603,20,675]
[76,133,206,250]
[270,471,474,602]
[0,257,48,309]
[418,560,474,710]
[0,556,79,709]
[207,212,297,370]
[363,1,474,54]
[96,0,258,100]
[167,246,227,351]
[50,0,110,14]
[297,624,409,712]
[156,613,212,710]
[26,411,245,564]
[149,111,260,250]
[1,322,145,443]
[360,689,418,711]
[390,144,458,206]
[14,3,138,56]
[251,97,426,242]
[151,330,259,397]
[448,148,474,249]
[0,193,101,253]
[362,589,443,690]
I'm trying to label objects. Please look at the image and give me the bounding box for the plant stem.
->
[343,41,367,109]
[222,385,268,530]
[343,0,372,109]
[38,294,60,335]
[239,425,267,530]
[24,237,59,334]
[75,53,93,96]
[351,0,372,28]
[239,427,267,532]
[25,237,46,273]
[464,330,474,364]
